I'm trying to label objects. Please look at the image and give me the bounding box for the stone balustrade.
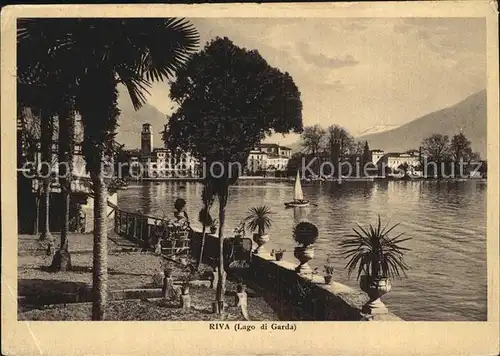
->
[113,212,403,321]
[188,227,403,321]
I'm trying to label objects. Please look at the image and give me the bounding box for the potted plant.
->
[271,248,286,261]
[339,215,411,315]
[323,263,335,285]
[244,205,274,255]
[209,219,218,234]
[293,222,319,275]
[233,221,246,239]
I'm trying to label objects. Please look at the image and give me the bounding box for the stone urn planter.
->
[292,222,319,275]
[359,275,392,315]
[294,246,314,275]
[253,233,269,255]
[245,206,274,255]
[339,216,411,316]
[324,275,333,285]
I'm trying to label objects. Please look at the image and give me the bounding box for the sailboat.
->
[284,171,310,208]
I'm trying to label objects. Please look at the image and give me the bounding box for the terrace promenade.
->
[18,203,403,321]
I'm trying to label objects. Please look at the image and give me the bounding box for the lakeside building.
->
[247,143,292,175]
[370,149,385,165]
[266,155,289,171]
[258,143,293,158]
[370,149,421,174]
[383,152,420,173]
[127,124,293,177]
[247,149,268,173]
[128,124,198,178]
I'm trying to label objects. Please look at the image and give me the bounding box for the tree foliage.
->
[421,134,450,162]
[301,124,325,155]
[325,124,354,160]
[17,18,200,320]
[450,132,473,162]
[164,37,303,186]
[163,37,303,311]
[286,152,306,175]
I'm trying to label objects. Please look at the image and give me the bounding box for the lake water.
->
[117,179,487,321]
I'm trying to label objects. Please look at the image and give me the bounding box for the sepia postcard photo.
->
[1,2,499,355]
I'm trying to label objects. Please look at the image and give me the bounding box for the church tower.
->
[141,123,153,154]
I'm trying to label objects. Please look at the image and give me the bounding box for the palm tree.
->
[17,27,71,252]
[18,18,199,320]
[50,110,75,271]
[18,21,83,262]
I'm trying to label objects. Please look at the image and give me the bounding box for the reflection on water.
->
[118,180,487,321]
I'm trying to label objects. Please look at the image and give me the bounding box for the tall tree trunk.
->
[59,113,74,250]
[197,202,212,270]
[39,113,55,253]
[91,169,108,320]
[78,69,118,321]
[34,189,40,235]
[197,222,208,270]
[215,183,228,314]
[198,184,215,270]
[50,112,74,271]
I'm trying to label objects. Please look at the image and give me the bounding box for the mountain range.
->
[115,88,487,159]
[357,89,487,158]
[354,124,401,137]
[115,91,167,149]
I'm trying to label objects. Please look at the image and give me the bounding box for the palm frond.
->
[244,205,274,234]
[120,18,200,82]
[339,217,411,280]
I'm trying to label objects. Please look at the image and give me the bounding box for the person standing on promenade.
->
[173,198,190,229]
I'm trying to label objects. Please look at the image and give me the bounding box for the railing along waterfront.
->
[113,208,190,257]
[112,207,402,320]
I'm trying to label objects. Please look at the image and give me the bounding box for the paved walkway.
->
[18,231,137,255]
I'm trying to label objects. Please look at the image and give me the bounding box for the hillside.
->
[358,89,487,158]
[354,124,400,137]
[115,88,167,149]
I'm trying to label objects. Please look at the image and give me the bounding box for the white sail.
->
[294,170,304,201]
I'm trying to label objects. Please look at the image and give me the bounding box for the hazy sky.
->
[131,17,486,145]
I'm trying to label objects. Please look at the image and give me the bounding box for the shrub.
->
[293,222,319,247]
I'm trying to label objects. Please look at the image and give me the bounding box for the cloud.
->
[143,17,486,141]
[297,42,359,69]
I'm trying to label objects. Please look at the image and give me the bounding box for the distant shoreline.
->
[127,176,487,183]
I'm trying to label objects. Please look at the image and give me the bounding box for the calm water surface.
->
[118,180,487,321]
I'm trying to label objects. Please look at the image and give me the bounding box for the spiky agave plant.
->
[339,215,411,280]
[244,205,275,236]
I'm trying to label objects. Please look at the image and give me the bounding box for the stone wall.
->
[189,227,402,321]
